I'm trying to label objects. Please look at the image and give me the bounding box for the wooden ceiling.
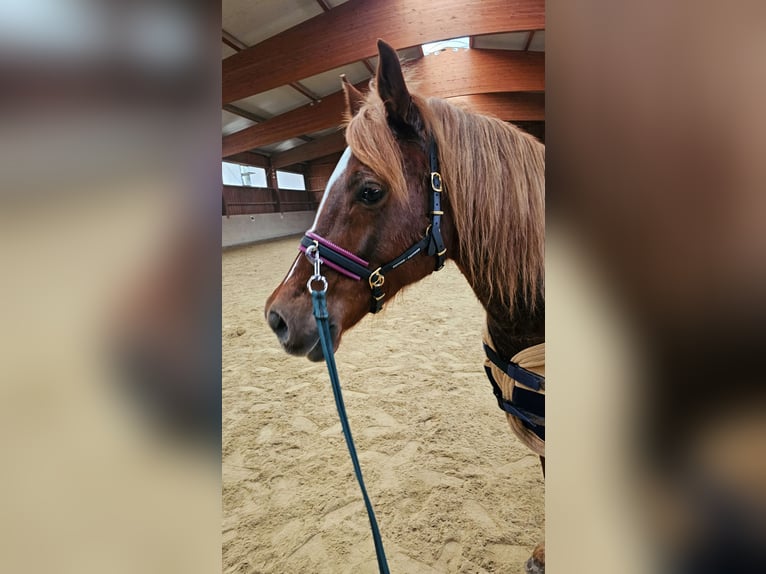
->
[222,0,545,171]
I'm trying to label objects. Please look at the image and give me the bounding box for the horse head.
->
[265,40,452,361]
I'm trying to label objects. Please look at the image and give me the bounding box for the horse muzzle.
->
[266,303,339,361]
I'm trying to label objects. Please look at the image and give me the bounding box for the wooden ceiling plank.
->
[223,0,544,103]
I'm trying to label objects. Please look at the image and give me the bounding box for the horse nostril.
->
[267,310,289,341]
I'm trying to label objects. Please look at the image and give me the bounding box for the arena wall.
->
[222,211,316,248]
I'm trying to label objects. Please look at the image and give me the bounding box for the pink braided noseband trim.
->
[306,231,369,266]
[299,244,363,281]
[300,231,370,282]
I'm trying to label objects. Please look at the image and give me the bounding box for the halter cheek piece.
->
[299,139,447,314]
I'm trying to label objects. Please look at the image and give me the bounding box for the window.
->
[276,170,306,191]
[242,166,267,187]
[421,36,470,56]
[221,161,242,185]
[221,161,267,187]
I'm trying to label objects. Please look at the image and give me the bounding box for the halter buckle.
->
[368,268,385,289]
[430,172,443,193]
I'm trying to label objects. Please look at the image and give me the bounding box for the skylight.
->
[421,36,470,56]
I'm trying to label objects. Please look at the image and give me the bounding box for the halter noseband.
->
[299,139,447,314]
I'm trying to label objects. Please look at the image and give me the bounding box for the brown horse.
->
[266,40,545,572]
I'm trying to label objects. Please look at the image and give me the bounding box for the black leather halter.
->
[300,139,447,314]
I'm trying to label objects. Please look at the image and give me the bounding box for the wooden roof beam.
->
[270,131,346,169]
[223,0,544,103]
[405,49,544,98]
[223,50,543,157]
[222,30,322,116]
[224,151,270,169]
[445,92,544,121]
[269,95,545,169]
[224,81,368,157]
[269,92,545,168]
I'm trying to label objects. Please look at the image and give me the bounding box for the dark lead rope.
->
[304,242,388,573]
[311,288,390,574]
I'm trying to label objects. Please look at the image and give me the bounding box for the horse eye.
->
[357,186,384,205]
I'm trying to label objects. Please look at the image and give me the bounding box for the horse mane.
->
[345,87,545,311]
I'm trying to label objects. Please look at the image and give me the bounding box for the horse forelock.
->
[344,93,410,204]
[344,88,545,311]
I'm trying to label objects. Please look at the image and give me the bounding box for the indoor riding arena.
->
[222,1,545,572]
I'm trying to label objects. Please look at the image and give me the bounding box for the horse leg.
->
[525,456,546,573]
[526,542,545,574]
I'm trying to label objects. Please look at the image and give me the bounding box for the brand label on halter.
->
[390,247,421,269]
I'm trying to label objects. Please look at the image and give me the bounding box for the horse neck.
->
[450,241,545,361]
[484,290,545,361]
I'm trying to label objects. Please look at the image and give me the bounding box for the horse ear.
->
[341,74,365,117]
[376,39,422,137]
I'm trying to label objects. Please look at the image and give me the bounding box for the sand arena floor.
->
[223,236,544,573]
